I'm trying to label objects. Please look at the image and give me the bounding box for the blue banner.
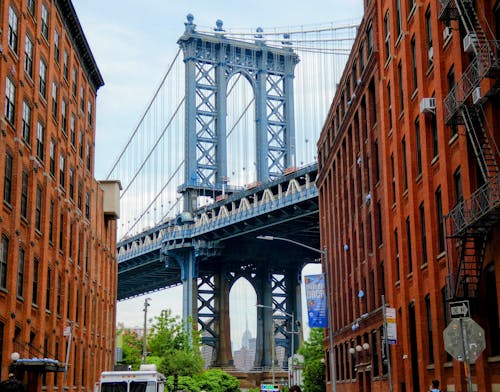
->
[304,274,328,328]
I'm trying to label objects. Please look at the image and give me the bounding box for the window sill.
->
[420,262,428,271]
[448,133,459,146]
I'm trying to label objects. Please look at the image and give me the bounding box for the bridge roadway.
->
[116,163,320,300]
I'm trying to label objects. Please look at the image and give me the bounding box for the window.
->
[59,213,64,252]
[79,131,84,159]
[46,267,51,311]
[53,30,60,63]
[24,34,34,77]
[39,59,47,98]
[72,67,77,97]
[59,154,65,189]
[396,0,402,37]
[435,187,445,253]
[8,6,19,53]
[22,101,31,144]
[66,282,71,318]
[85,192,90,219]
[79,86,84,111]
[27,0,35,15]
[69,168,75,200]
[431,113,438,158]
[51,81,58,118]
[454,167,463,204]
[415,117,422,176]
[374,139,380,183]
[402,137,408,191]
[425,6,433,66]
[63,50,69,80]
[408,0,415,14]
[425,294,434,363]
[398,61,404,112]
[377,201,383,246]
[387,83,392,130]
[447,66,458,137]
[0,236,9,289]
[86,143,91,171]
[411,36,417,92]
[384,11,390,61]
[5,77,16,124]
[367,23,373,55]
[61,99,67,133]
[406,217,413,274]
[87,100,93,125]
[56,274,62,315]
[21,170,28,219]
[48,199,54,243]
[49,139,56,176]
[391,153,396,204]
[41,3,49,40]
[77,180,83,210]
[4,152,13,205]
[70,114,76,146]
[419,202,428,265]
[69,222,73,260]
[35,185,42,231]
[394,228,400,281]
[36,121,45,161]
[359,43,364,71]
[32,258,39,305]
[17,247,25,298]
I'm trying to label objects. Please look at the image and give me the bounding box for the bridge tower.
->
[177,14,299,213]
[169,15,303,369]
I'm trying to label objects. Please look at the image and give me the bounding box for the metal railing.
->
[445,172,500,237]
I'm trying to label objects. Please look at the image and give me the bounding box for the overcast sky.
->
[71,0,364,349]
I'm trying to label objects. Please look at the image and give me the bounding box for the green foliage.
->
[116,328,142,370]
[165,369,240,392]
[299,328,326,392]
[147,309,204,376]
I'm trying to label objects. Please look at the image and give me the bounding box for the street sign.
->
[443,317,486,364]
[261,384,280,391]
[449,300,470,319]
[386,307,397,344]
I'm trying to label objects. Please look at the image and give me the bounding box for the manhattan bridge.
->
[108,14,358,371]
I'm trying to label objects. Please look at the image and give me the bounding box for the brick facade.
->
[317,0,500,391]
[0,0,117,390]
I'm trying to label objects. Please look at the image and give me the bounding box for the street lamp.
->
[142,297,152,364]
[257,235,337,392]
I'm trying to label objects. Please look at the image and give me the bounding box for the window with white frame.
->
[54,30,60,63]
[39,59,47,98]
[22,101,31,144]
[36,121,44,161]
[41,3,49,40]
[8,6,19,53]
[5,77,16,125]
[24,34,34,77]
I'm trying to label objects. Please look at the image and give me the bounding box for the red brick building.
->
[317,0,500,391]
[0,0,120,390]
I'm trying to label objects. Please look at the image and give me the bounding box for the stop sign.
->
[443,318,486,364]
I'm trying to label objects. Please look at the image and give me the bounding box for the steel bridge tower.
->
[178,14,299,212]
[164,15,304,369]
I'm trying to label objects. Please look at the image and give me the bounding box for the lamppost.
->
[257,235,336,392]
[142,297,152,364]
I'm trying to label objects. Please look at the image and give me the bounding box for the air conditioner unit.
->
[420,97,436,114]
[428,46,434,61]
[443,26,452,41]
[472,86,482,105]
[463,33,477,53]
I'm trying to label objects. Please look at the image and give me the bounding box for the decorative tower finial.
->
[184,14,196,34]
[214,19,225,32]
[255,27,265,45]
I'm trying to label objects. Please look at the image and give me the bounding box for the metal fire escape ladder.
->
[440,0,500,301]
[461,105,500,181]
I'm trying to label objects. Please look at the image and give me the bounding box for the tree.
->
[117,328,142,370]
[147,309,204,376]
[299,328,326,392]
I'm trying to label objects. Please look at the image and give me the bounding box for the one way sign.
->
[449,300,470,319]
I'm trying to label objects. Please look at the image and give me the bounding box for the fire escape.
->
[439,0,500,300]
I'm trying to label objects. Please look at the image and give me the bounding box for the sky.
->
[71,0,364,349]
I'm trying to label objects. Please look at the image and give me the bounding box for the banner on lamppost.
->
[386,307,397,344]
[304,274,328,328]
